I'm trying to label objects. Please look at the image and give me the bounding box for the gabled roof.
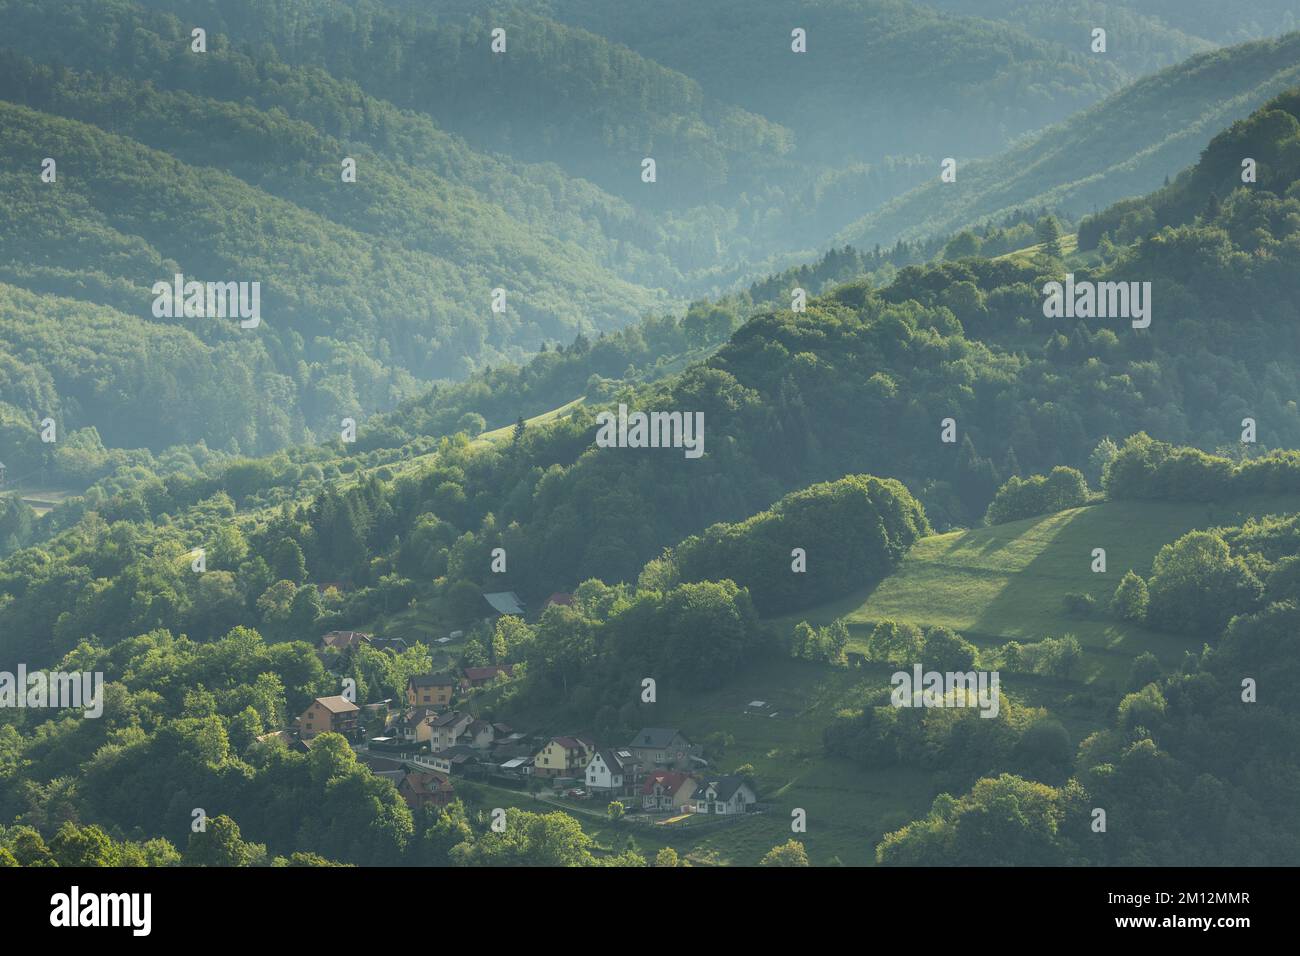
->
[483,591,525,615]
[320,630,371,649]
[427,710,469,728]
[591,748,627,773]
[549,735,591,750]
[360,755,406,774]
[641,770,693,795]
[389,705,439,726]
[692,775,753,802]
[313,695,360,714]
[408,673,456,688]
[544,592,575,607]
[401,771,454,796]
[629,727,688,749]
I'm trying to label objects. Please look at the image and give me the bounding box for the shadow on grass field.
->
[471,495,1300,866]
[774,494,1300,685]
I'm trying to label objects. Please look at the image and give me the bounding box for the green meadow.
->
[482,656,936,866]
[449,494,1300,865]
[775,495,1300,684]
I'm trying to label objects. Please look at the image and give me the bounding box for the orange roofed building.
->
[295,696,360,741]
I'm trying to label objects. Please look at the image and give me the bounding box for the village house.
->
[295,696,361,741]
[544,592,575,609]
[463,718,496,750]
[626,728,699,772]
[319,630,371,652]
[533,735,595,778]
[688,776,757,816]
[498,755,533,778]
[460,664,515,690]
[641,770,697,812]
[482,591,525,617]
[360,754,407,786]
[385,706,438,743]
[398,770,456,810]
[585,748,637,795]
[425,746,485,776]
[492,739,536,762]
[423,710,473,751]
[407,673,456,709]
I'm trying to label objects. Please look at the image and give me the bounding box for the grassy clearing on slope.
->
[773,495,1300,686]
[477,495,1300,864]
[992,232,1095,268]
[643,657,936,866]
[7,486,76,517]
[474,397,586,446]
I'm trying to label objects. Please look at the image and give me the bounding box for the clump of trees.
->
[790,619,851,665]
[1110,570,1149,622]
[1145,531,1263,636]
[824,689,1069,793]
[985,467,1090,525]
[670,474,930,615]
[863,620,979,671]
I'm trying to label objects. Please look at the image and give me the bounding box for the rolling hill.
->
[836,30,1300,248]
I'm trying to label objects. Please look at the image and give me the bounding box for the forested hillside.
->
[837,31,1300,249]
[5,2,1300,877]
[6,84,1300,660]
[2,0,1240,467]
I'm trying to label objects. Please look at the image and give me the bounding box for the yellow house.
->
[533,735,595,778]
[407,674,456,709]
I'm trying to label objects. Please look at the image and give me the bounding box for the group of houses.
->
[581,728,758,817]
[294,624,758,819]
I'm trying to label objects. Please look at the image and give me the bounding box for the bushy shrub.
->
[985,467,1089,525]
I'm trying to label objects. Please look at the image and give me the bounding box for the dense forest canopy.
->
[5,0,1293,467]
[4,1,1300,875]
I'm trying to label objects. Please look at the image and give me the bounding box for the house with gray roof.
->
[626,728,698,771]
[689,775,757,816]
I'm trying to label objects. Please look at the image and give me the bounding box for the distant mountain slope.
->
[919,0,1300,62]
[1126,0,1300,43]
[919,0,1213,74]
[835,32,1300,249]
[0,281,294,454]
[0,98,669,453]
[1078,86,1300,245]
[0,56,669,324]
[544,0,1130,164]
[130,0,797,210]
